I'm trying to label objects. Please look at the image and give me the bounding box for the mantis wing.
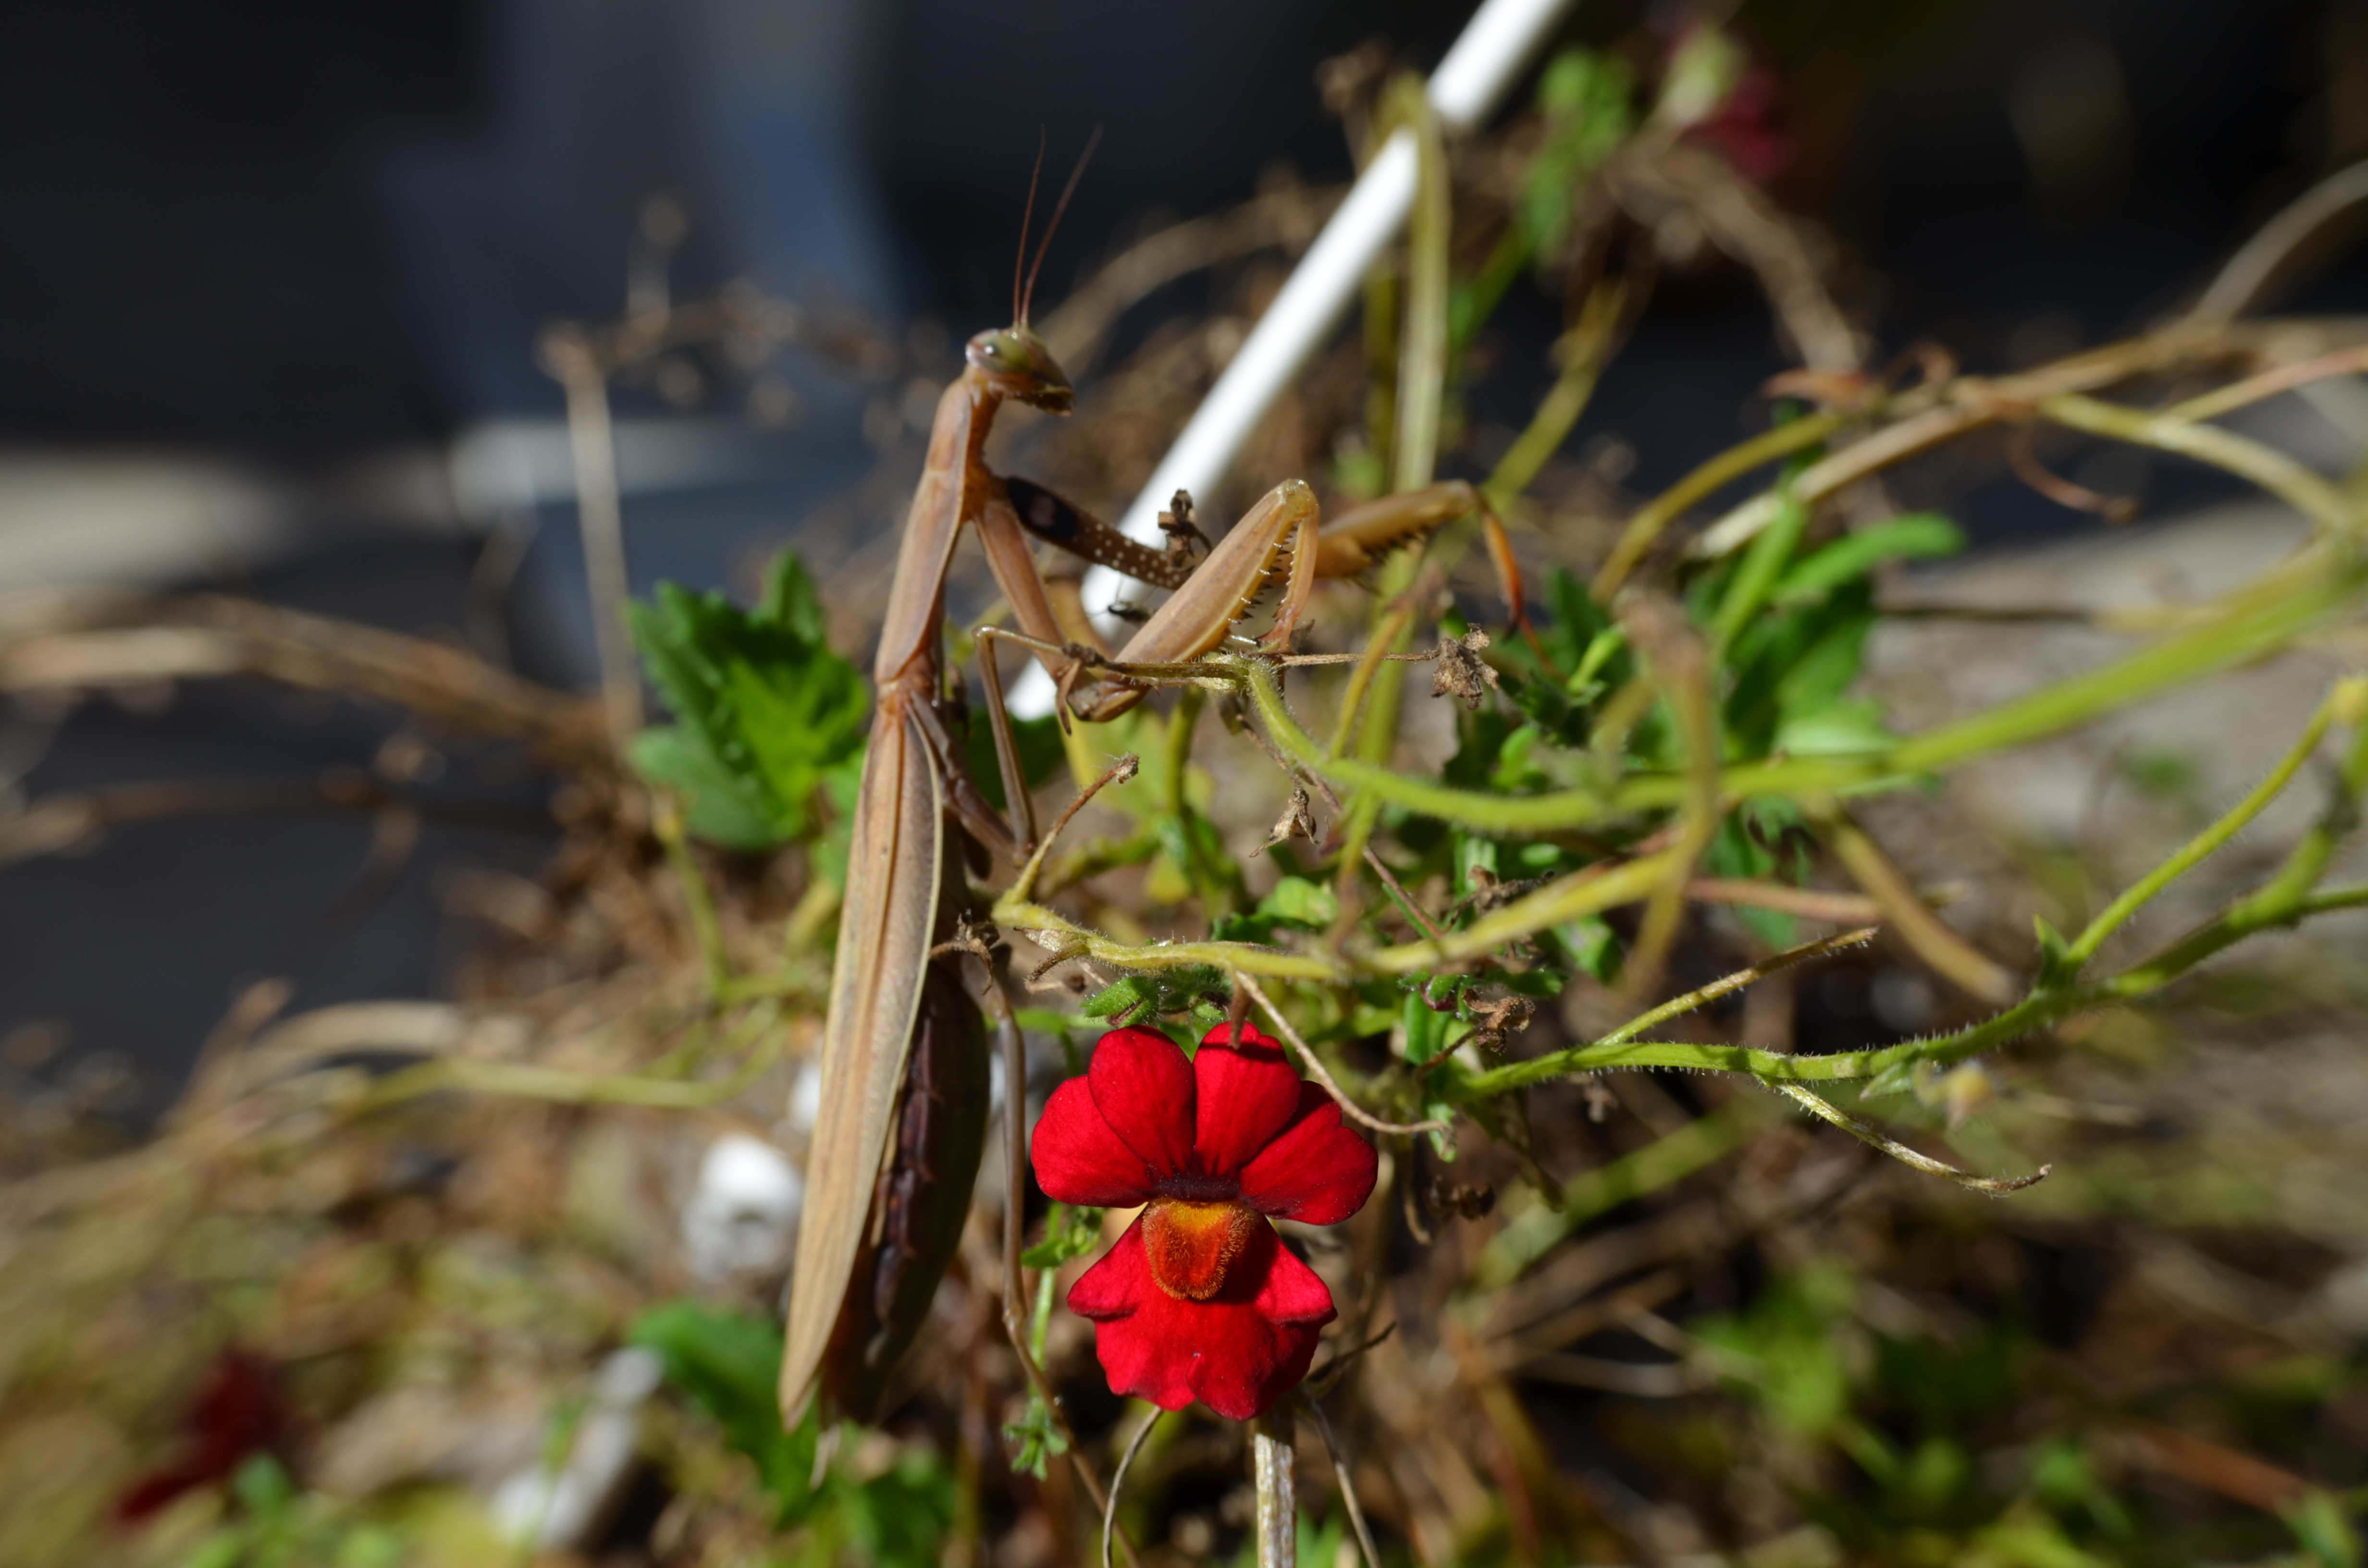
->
[779,700,943,1428]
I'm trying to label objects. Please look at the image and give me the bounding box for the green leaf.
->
[810,755,866,891]
[1259,876,1339,930]
[1863,1058,1922,1098]
[1554,914,1622,982]
[1226,1510,1347,1568]
[628,727,777,848]
[333,1529,405,1568]
[1002,1396,1071,1482]
[1771,513,1966,610]
[2286,1489,2363,1568]
[1773,600,1879,718]
[1657,21,1746,126]
[1425,1086,1458,1159]
[627,550,869,852]
[1774,697,1897,757]
[2033,914,2077,989]
[1524,49,1636,253]
[1021,1201,1104,1270]
[860,1456,959,1567]
[1711,488,1812,653]
[1081,968,1228,1029]
[1402,986,1456,1066]
[230,1453,297,1517]
[1082,975,1159,1027]
[629,1299,819,1524]
[1695,1264,1859,1439]
[1450,49,1636,346]
[757,549,829,638]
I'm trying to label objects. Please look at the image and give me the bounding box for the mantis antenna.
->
[1012,129,1047,328]
[1021,126,1103,328]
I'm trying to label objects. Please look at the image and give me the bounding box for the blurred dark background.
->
[0,0,2360,1121]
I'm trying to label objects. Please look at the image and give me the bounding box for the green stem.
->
[1161,687,1239,915]
[1475,1104,1757,1286]
[1234,552,2362,834]
[1707,484,1809,657]
[1593,925,1877,1048]
[2041,392,2358,536]
[990,899,1347,984]
[1592,412,1845,599]
[654,798,733,1002]
[1389,77,1450,498]
[2067,679,2352,965]
[1365,851,1679,974]
[1251,1407,1298,1568]
[1332,559,1424,905]
[1460,859,2368,1102]
[1480,283,1623,510]
[1028,1267,1057,1362]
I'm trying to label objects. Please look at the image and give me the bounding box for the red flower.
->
[115,1351,281,1522]
[1030,1022,1377,1421]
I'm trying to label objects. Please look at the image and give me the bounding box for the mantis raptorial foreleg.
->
[994,474,1534,724]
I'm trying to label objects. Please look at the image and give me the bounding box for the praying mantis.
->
[778,147,1527,1432]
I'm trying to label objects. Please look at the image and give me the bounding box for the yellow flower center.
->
[1141,1198,1261,1301]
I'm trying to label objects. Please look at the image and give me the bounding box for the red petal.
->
[1066,1217,1196,1411]
[1250,1227,1338,1323]
[1236,1085,1378,1224]
[1067,1213,1157,1319]
[1067,1214,1334,1421]
[1030,1078,1158,1207]
[1087,1027,1196,1178]
[1191,1025,1303,1178]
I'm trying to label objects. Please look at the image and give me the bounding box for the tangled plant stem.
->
[982,309,2368,1212]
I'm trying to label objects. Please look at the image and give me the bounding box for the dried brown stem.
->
[0,594,599,759]
[1814,803,2018,1004]
[1230,968,1452,1139]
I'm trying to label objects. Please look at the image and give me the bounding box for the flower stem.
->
[1252,1406,1297,1568]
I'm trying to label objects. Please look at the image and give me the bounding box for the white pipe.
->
[1114,0,1578,545]
[1009,0,1575,718]
[1116,132,1418,545]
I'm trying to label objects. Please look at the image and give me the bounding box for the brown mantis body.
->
[779,165,1530,1431]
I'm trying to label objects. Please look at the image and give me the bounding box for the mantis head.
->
[966,326,1074,414]
[973,126,1097,415]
